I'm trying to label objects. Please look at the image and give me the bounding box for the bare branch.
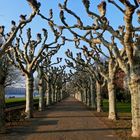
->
[0,10,37,57]
[108,0,125,13]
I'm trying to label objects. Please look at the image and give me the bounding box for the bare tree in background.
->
[37,57,62,111]
[65,50,103,112]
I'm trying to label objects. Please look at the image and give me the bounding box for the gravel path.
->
[1,97,119,140]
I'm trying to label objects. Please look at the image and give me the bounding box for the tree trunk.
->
[0,84,5,133]
[57,88,62,101]
[88,88,91,107]
[84,88,88,105]
[25,74,34,118]
[80,90,84,102]
[90,77,96,109]
[46,88,49,106]
[108,59,117,120]
[49,84,53,104]
[82,88,86,103]
[60,89,63,100]
[108,79,117,120]
[96,80,103,112]
[52,84,56,103]
[38,78,45,111]
[46,82,49,106]
[55,85,57,102]
[129,76,140,137]
[123,5,140,137]
[56,87,58,102]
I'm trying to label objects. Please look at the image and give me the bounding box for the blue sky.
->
[0,0,139,69]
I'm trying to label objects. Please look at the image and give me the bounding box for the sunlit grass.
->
[5,97,26,103]
[5,97,39,104]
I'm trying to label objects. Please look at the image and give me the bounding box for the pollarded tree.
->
[37,57,62,111]
[59,0,120,120]
[37,65,46,111]
[65,50,104,112]
[73,36,119,118]
[81,42,119,120]
[70,69,92,106]
[59,0,140,137]
[0,0,40,132]
[58,71,73,100]
[0,0,40,57]
[82,1,140,136]
[7,23,64,118]
[52,66,67,102]
[46,66,66,104]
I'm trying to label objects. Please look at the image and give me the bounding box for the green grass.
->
[103,99,131,113]
[6,97,131,113]
[5,97,26,103]
[5,97,39,104]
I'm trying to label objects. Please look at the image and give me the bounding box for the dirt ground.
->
[0,97,126,140]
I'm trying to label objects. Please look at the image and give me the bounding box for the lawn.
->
[5,97,26,103]
[94,100,133,139]
[5,97,39,104]
[103,99,131,113]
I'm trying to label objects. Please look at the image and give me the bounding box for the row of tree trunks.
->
[74,78,102,112]
[38,73,68,111]
[44,79,68,107]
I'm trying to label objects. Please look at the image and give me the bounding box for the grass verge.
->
[103,99,131,113]
[93,100,140,140]
[5,97,39,104]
